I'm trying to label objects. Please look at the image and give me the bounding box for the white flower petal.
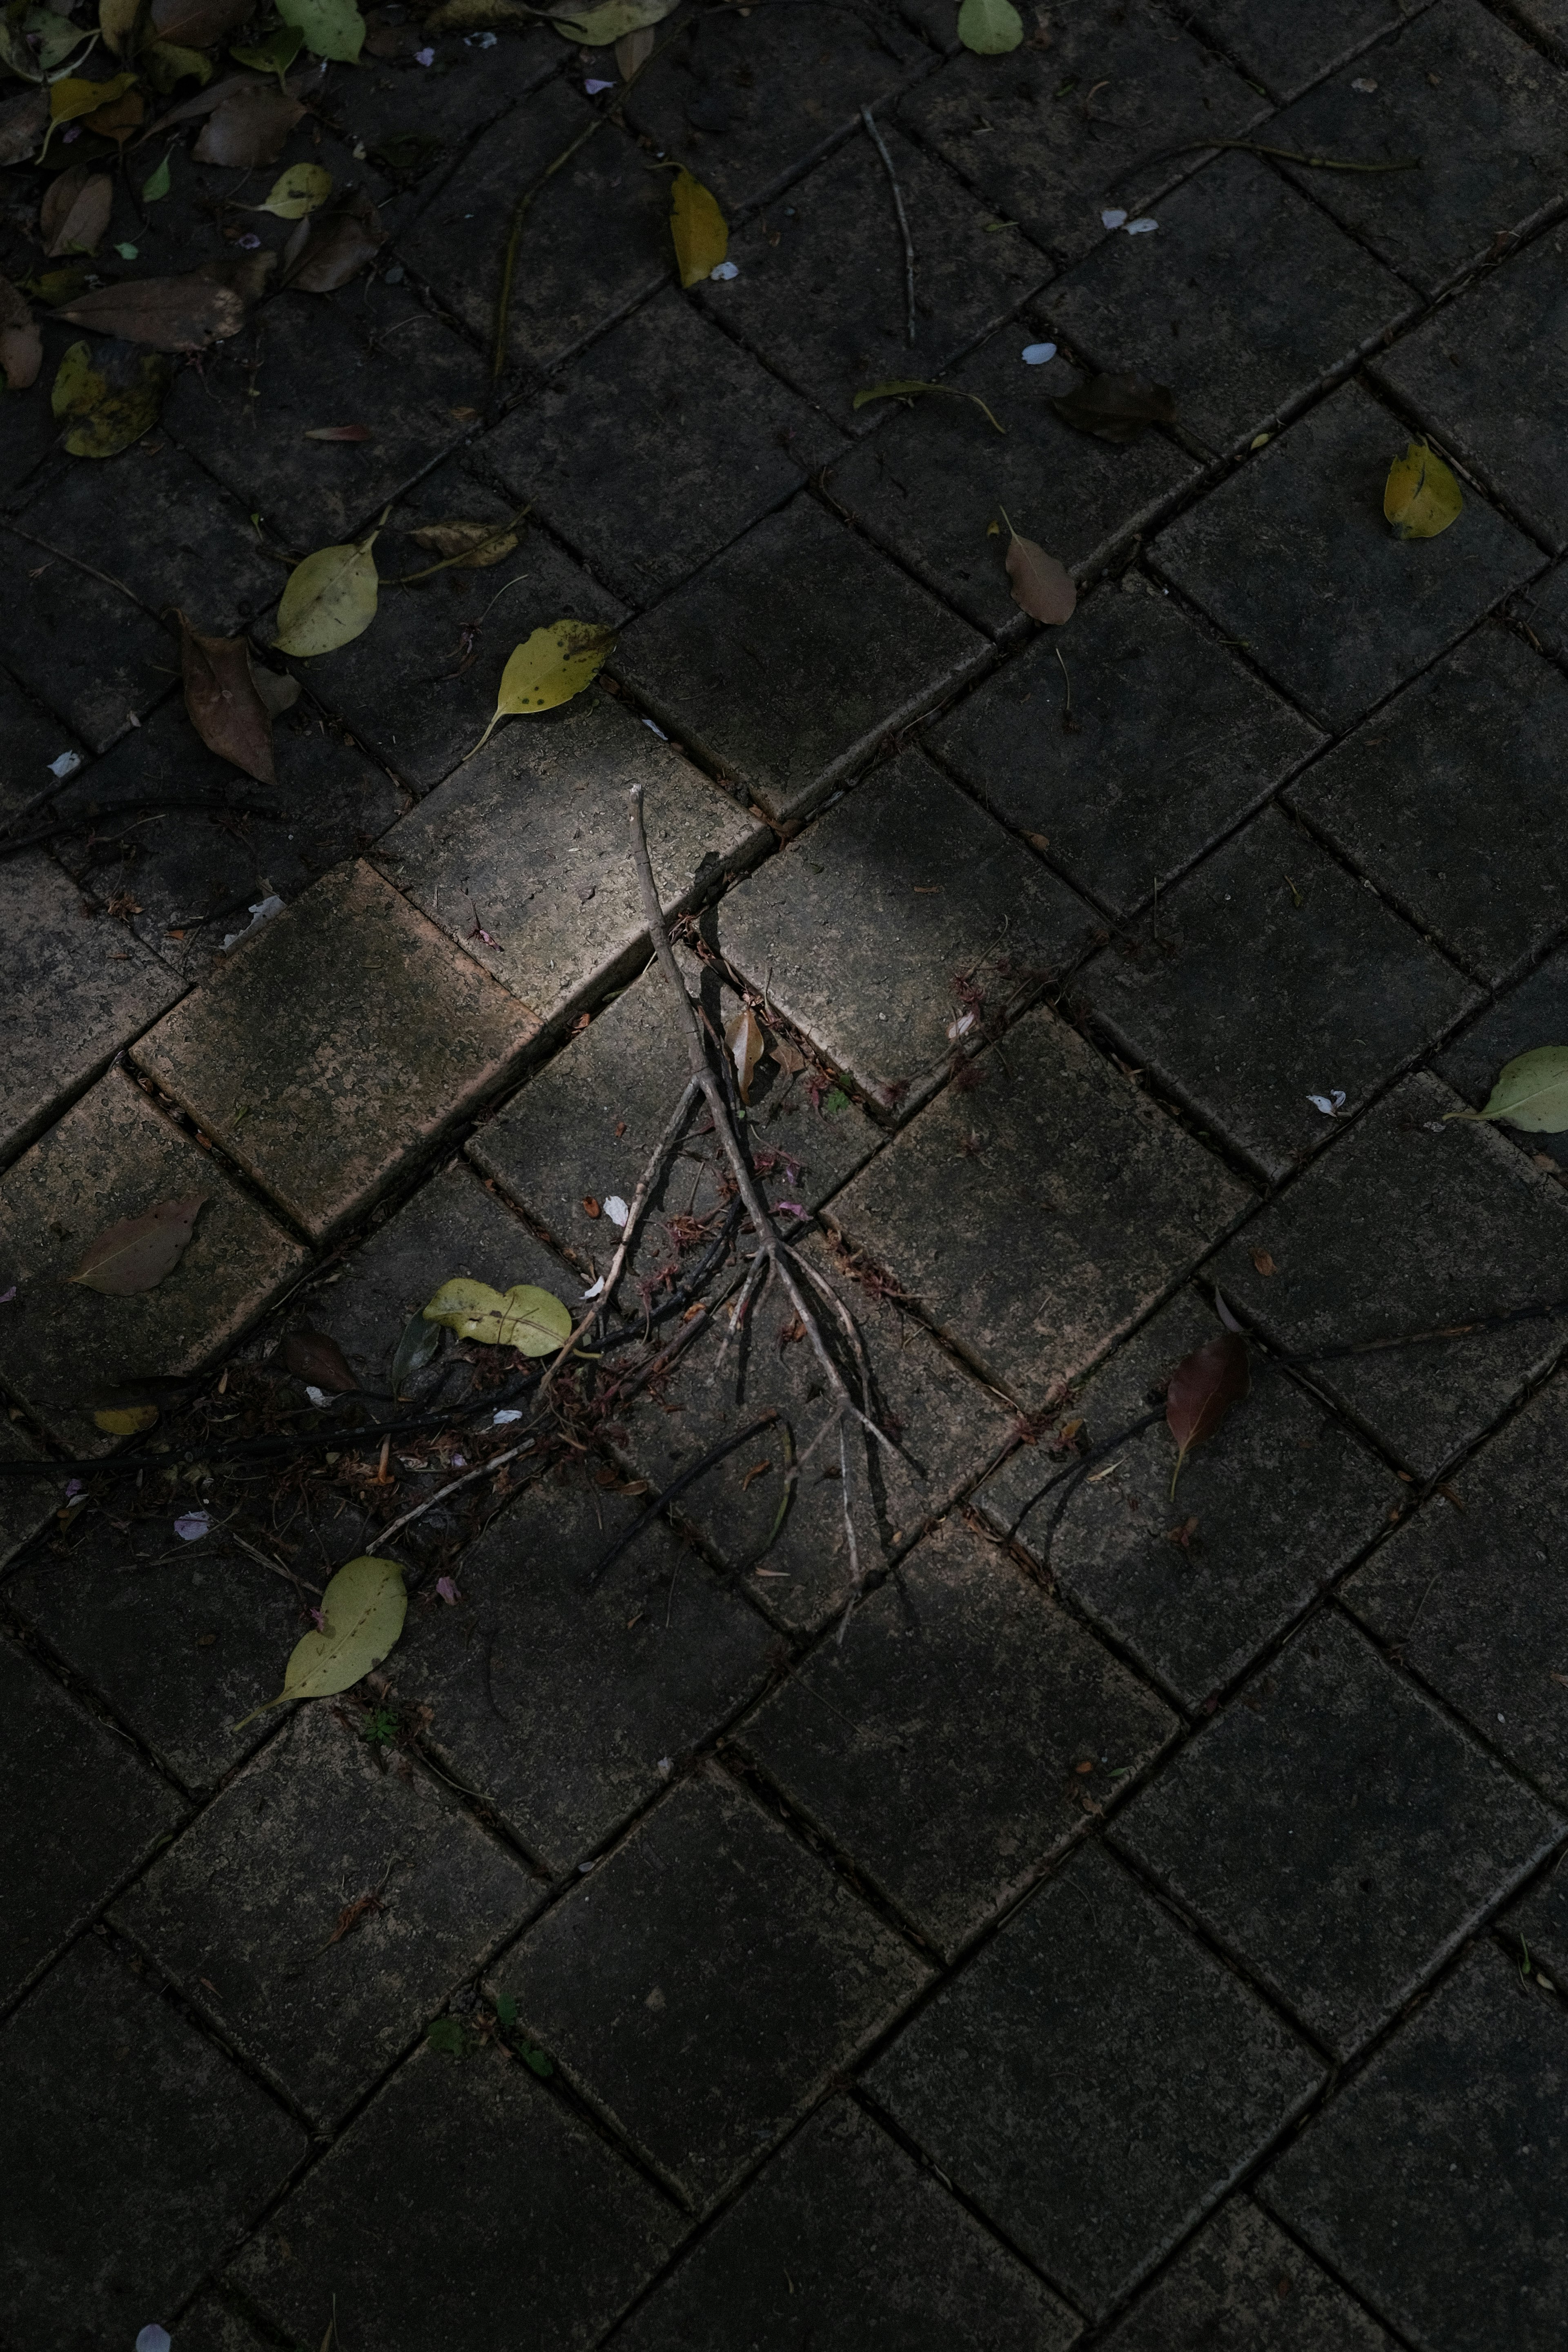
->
[1021,341,1057,365]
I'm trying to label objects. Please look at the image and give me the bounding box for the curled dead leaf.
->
[53,272,247,352]
[1002,519,1075,625]
[0,277,42,393]
[68,1194,207,1295]
[725,1005,766,1104]
[192,84,305,165]
[178,613,279,783]
[1051,372,1175,445]
[852,379,1006,434]
[41,166,114,259]
[1166,1330,1249,1495]
[406,518,519,569]
[281,1325,358,1392]
[279,195,385,293]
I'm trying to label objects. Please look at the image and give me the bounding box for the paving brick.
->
[373,690,763,1042]
[1512,0,1568,57]
[1186,0,1424,100]
[1267,0,1568,297]
[1116,1610,1560,2057]
[0,1067,307,1456]
[734,1515,1175,1957]
[614,2095,1083,2352]
[930,584,1322,922]
[233,2038,686,2352]
[167,281,479,552]
[480,293,842,609]
[0,1634,185,2007]
[1045,151,1411,460]
[1510,1864,1568,1990]
[468,944,881,1261]
[826,333,1196,637]
[0,314,85,506]
[114,1702,540,2127]
[1211,1072,1568,1480]
[711,750,1094,1118]
[611,499,987,820]
[1433,944,1568,1170]
[499,1767,930,2211]
[0,1931,306,2347]
[0,664,83,823]
[615,1231,1016,1637]
[1512,553,1568,662]
[336,19,557,187]
[897,2,1265,266]
[5,1512,314,1794]
[1287,626,1568,989]
[0,1419,52,1579]
[624,0,932,212]
[1259,1939,1568,2352]
[52,692,405,983]
[134,860,537,1243]
[0,847,182,1165]
[398,80,668,384]
[828,1002,1251,1407]
[1372,223,1568,552]
[868,1841,1323,2317]
[1342,1378,1568,1810]
[174,2293,278,2352]
[1152,381,1544,732]
[1098,2195,1398,2350]
[1082,806,1477,1182]
[977,1289,1399,1711]
[697,124,1048,425]
[391,1474,775,1873]
[295,471,624,793]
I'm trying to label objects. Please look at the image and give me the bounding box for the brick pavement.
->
[3,1,1568,2345]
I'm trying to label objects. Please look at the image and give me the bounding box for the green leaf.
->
[822,1087,850,1116]
[851,378,1005,434]
[426,2016,471,2056]
[1383,438,1463,540]
[1445,1046,1568,1134]
[468,620,615,754]
[254,161,333,219]
[141,151,173,201]
[231,20,305,79]
[233,1555,407,1728]
[520,2043,554,2078]
[957,0,1022,52]
[140,38,215,90]
[52,341,172,458]
[494,1993,518,2029]
[273,532,380,657]
[277,0,366,62]
[422,1278,573,1356]
[390,1307,441,1397]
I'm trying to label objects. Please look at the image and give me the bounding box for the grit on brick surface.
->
[4,1,1568,2345]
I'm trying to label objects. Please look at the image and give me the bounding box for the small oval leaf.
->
[94,1402,160,1436]
[670,166,728,288]
[255,161,334,219]
[1446,1045,1568,1134]
[469,620,615,753]
[273,533,380,657]
[233,1555,406,1728]
[1384,439,1463,541]
[957,0,1022,50]
[1004,529,1076,625]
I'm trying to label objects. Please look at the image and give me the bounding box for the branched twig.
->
[862,105,915,345]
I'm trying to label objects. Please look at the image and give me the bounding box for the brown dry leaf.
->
[142,68,265,135]
[725,1004,766,1103]
[303,422,371,440]
[1250,1248,1277,1276]
[53,272,247,351]
[281,1326,358,1392]
[1166,1330,1249,1495]
[615,22,654,72]
[152,0,254,42]
[41,167,114,258]
[68,1195,207,1295]
[1003,525,1075,625]
[192,248,278,304]
[1052,372,1175,445]
[0,86,50,165]
[179,613,278,783]
[773,1037,807,1076]
[0,277,42,393]
[279,196,385,293]
[193,84,305,165]
[407,518,519,568]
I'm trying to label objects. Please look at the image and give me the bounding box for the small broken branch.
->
[862,105,915,345]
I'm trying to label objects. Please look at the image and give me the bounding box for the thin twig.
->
[375,1439,535,1547]
[229,1531,324,1598]
[862,106,915,344]
[1110,138,1420,187]
[586,1411,779,1585]
[0,518,146,610]
[834,1418,862,1645]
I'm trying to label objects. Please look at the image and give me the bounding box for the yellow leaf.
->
[725,1004,766,1104]
[422,1278,573,1355]
[670,167,727,289]
[469,619,615,753]
[93,1403,160,1436]
[255,162,334,220]
[51,340,171,459]
[273,532,379,657]
[50,71,136,125]
[1383,439,1463,541]
[233,1556,406,1729]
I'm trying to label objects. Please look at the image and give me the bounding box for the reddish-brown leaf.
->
[178,614,277,784]
[0,276,41,392]
[281,1327,359,1393]
[68,1195,207,1295]
[54,273,246,352]
[40,167,114,260]
[1165,1330,1249,1494]
[192,85,305,165]
[1004,529,1076,626]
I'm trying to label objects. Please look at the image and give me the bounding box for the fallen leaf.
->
[0,86,49,165]
[40,166,114,258]
[427,0,528,20]
[152,0,252,42]
[1004,524,1075,625]
[1250,1248,1277,1276]
[281,1326,358,1392]
[470,619,615,752]
[422,1278,573,1354]
[101,0,142,54]
[725,1004,766,1103]
[230,22,305,80]
[957,0,1022,51]
[852,379,1006,434]
[604,1194,629,1227]
[1444,1045,1568,1134]
[179,614,279,781]
[1166,1330,1249,1495]
[140,150,174,200]
[53,272,247,351]
[253,160,332,218]
[390,1308,441,1396]
[545,0,677,43]
[615,24,654,73]
[669,166,727,287]
[141,38,218,91]
[407,518,519,568]
[1051,372,1175,445]
[192,85,305,166]
[277,0,366,63]
[49,71,137,129]
[68,1194,206,1295]
[279,195,385,292]
[94,1401,160,1435]
[83,85,145,144]
[0,277,42,392]
[303,422,371,440]
[272,530,380,657]
[233,1555,406,1728]
[52,339,172,457]
[1384,438,1463,540]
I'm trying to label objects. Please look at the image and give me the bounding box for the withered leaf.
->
[151,0,254,44]
[406,517,519,569]
[1166,1330,1249,1495]
[281,1325,358,1392]
[68,1194,207,1295]
[303,422,371,440]
[1051,372,1175,446]
[53,272,247,352]
[52,339,171,457]
[1003,526,1075,625]
[193,84,305,165]
[0,277,42,393]
[178,613,278,783]
[725,1004,766,1104]
[82,85,145,145]
[248,657,301,720]
[278,195,384,293]
[0,86,49,166]
[40,166,114,259]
